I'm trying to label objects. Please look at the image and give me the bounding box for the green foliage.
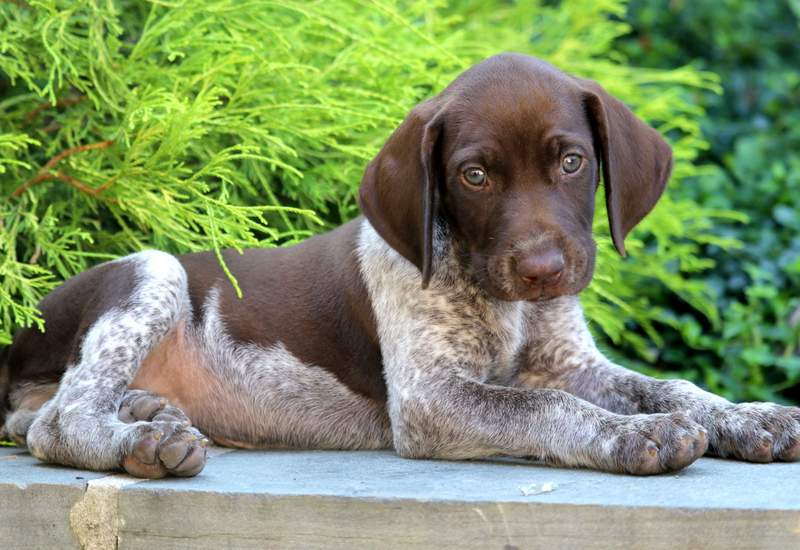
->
[1,0,724,381]
[618,0,800,403]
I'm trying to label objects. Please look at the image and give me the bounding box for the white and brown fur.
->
[2,54,799,478]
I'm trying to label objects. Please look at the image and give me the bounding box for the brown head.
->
[359,53,672,301]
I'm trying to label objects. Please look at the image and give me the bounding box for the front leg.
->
[520,297,800,463]
[388,367,707,475]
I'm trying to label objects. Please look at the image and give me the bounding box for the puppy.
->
[3,53,798,478]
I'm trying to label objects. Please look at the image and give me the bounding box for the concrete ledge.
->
[2,446,799,549]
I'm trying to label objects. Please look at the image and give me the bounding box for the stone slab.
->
[0,447,108,549]
[127,449,800,509]
[1,447,799,549]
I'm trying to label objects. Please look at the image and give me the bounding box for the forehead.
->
[442,57,592,152]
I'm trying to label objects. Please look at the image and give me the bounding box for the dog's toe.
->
[118,389,191,427]
[152,405,192,426]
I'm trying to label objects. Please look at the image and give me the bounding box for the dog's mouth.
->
[483,272,579,302]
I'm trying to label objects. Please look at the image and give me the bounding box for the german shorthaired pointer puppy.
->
[2,53,799,478]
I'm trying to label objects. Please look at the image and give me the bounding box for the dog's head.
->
[359,53,672,301]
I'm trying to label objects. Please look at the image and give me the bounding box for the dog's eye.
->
[562,154,583,174]
[462,167,487,187]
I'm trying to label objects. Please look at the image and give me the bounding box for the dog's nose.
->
[516,250,565,286]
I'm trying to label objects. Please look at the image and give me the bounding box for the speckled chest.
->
[357,220,530,383]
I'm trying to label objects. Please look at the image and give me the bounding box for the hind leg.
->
[6,388,194,447]
[25,251,208,478]
[9,387,204,477]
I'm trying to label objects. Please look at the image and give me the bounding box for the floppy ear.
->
[581,80,673,256]
[358,99,445,288]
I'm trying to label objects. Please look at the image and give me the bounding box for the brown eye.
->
[462,166,487,187]
[562,154,582,174]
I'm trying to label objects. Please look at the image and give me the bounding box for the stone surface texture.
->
[1,446,799,549]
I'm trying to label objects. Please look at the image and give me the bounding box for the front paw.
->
[599,412,708,475]
[710,403,800,462]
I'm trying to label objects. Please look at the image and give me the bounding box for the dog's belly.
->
[130,321,212,427]
[131,319,392,450]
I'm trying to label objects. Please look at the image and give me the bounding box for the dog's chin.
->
[476,275,552,302]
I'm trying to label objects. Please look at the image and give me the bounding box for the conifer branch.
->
[11,140,115,199]
[18,172,117,201]
[24,95,85,125]
[1,0,30,8]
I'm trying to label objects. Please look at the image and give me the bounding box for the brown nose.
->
[516,249,565,286]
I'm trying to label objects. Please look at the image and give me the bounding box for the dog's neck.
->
[358,217,513,310]
[357,216,529,386]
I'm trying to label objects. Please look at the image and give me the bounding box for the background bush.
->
[617,0,800,403]
[3,0,792,405]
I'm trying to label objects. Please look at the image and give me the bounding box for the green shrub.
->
[1,0,725,382]
[618,0,800,403]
